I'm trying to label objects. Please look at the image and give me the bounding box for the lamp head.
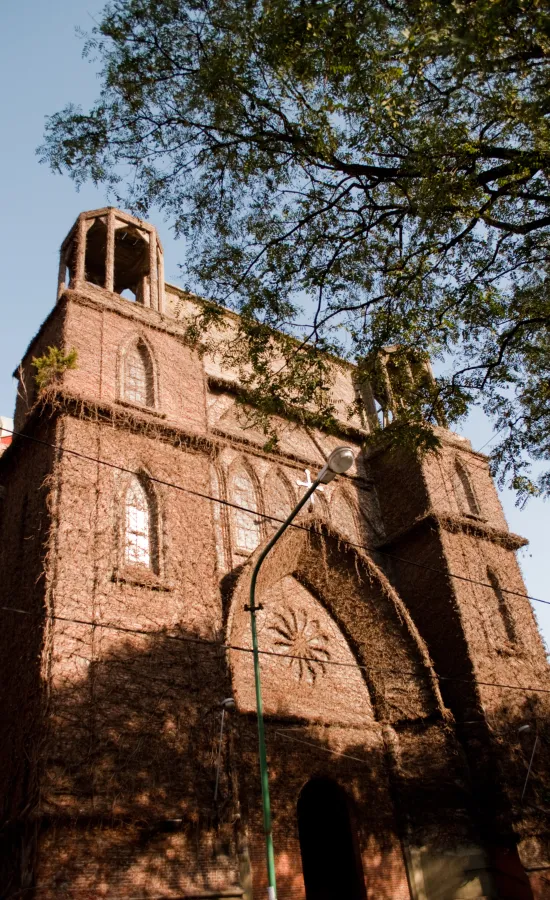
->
[221,697,236,710]
[518,724,531,733]
[318,447,355,484]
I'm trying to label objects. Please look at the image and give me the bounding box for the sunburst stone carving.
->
[268,607,331,684]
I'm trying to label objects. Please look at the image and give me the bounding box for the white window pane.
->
[124,342,153,406]
[125,477,151,567]
[231,470,261,553]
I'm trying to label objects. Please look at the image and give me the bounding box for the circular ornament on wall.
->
[268,607,331,685]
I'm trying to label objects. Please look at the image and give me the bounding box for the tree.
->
[40,0,550,500]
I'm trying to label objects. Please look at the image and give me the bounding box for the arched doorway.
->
[297,778,367,900]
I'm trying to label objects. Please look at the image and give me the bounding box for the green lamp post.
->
[247,447,356,900]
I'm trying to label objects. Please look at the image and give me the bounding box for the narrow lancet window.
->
[124,339,154,407]
[331,491,359,544]
[454,458,480,517]
[264,471,294,532]
[210,464,227,572]
[488,568,517,646]
[125,476,152,568]
[231,467,262,554]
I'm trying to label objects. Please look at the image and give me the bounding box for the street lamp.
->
[214,697,236,803]
[248,446,355,900]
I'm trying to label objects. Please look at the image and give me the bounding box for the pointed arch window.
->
[264,471,294,532]
[210,464,228,573]
[454,458,481,517]
[124,475,156,569]
[230,466,262,554]
[313,491,331,524]
[123,338,155,407]
[331,491,359,544]
[488,568,517,646]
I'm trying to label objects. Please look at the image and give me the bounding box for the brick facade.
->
[1,208,549,899]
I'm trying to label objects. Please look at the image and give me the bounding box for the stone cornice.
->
[377,511,527,552]
[207,374,369,443]
[364,425,488,463]
[3,390,374,488]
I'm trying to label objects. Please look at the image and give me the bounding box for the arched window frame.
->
[487,567,518,649]
[227,459,264,558]
[119,471,161,576]
[263,468,295,532]
[454,457,481,518]
[117,334,158,410]
[329,487,360,544]
[210,462,231,573]
[312,489,331,525]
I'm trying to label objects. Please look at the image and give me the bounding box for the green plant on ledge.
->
[32,346,78,391]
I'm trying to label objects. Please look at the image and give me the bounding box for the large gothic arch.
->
[226,519,445,724]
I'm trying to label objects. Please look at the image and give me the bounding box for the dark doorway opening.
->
[297,778,367,900]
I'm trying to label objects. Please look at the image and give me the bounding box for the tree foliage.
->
[32,347,78,391]
[40,0,550,500]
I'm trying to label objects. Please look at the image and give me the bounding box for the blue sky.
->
[1,0,549,648]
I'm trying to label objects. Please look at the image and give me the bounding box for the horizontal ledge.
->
[11,390,212,456]
[377,512,528,551]
[111,572,175,592]
[117,398,167,420]
[30,892,242,899]
[208,426,372,485]
[435,512,528,548]
[207,374,368,443]
[11,389,375,487]
[127,893,244,899]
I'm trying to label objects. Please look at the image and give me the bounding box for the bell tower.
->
[57,207,165,310]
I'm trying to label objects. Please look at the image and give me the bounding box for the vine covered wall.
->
[0,208,549,900]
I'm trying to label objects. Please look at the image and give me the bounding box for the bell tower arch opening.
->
[297,778,367,900]
[114,224,150,301]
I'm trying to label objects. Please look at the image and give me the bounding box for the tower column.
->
[74,215,87,287]
[149,233,158,311]
[57,251,67,301]
[105,209,115,293]
[158,246,165,314]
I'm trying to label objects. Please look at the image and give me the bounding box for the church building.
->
[1,208,549,899]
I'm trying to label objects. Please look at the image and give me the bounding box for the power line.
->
[1,424,545,607]
[476,423,509,454]
[3,604,550,697]
[275,731,370,764]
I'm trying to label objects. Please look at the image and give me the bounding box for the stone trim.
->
[111,570,175,593]
[436,512,528,548]
[117,397,167,419]
[209,426,372,485]
[207,374,368,442]
[148,893,244,898]
[8,390,376,488]
[377,511,528,551]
